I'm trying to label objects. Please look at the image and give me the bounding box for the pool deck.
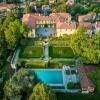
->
[30,68,81,93]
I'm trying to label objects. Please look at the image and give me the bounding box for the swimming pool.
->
[32,69,63,85]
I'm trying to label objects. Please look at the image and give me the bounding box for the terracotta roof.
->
[22,13,54,29]
[22,13,74,29]
[78,13,96,22]
[96,22,100,28]
[50,13,71,22]
[56,22,77,29]
[0,3,16,10]
[77,65,95,89]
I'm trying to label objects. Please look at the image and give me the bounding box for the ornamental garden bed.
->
[19,46,44,58]
[49,46,74,58]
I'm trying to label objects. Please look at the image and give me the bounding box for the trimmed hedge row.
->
[17,59,75,69]
[51,86,65,89]
[48,60,75,68]
[67,82,81,89]
[25,60,46,68]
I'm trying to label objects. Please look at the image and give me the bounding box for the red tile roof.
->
[96,22,100,28]
[77,65,95,89]
[78,13,96,22]
[0,3,16,10]
[56,22,77,29]
[22,13,76,29]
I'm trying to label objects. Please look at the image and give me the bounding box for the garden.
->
[19,46,44,58]
[49,46,74,58]
[17,38,76,69]
[25,60,45,68]
[48,60,76,68]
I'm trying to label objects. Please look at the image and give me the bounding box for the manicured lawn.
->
[19,46,44,58]
[49,46,74,58]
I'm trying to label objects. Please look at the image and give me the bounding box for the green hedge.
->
[48,61,62,68]
[19,46,44,58]
[49,46,74,58]
[67,82,81,89]
[48,60,75,68]
[20,38,42,46]
[25,60,45,68]
[51,86,65,89]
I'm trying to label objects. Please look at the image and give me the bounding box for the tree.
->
[25,4,32,13]
[71,25,87,56]
[4,68,37,100]
[3,0,7,3]
[4,20,23,50]
[89,68,100,92]
[4,13,30,50]
[0,12,30,99]
[0,17,7,60]
[71,25,100,64]
[28,83,57,100]
[52,3,66,12]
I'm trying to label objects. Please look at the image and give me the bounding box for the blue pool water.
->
[34,69,63,85]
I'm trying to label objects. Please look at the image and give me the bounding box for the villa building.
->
[22,12,99,37]
[78,13,96,23]
[0,3,17,16]
[22,13,77,37]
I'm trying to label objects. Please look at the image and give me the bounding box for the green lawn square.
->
[49,46,74,58]
[19,46,44,58]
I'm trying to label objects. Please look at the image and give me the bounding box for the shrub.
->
[48,60,75,68]
[71,70,77,74]
[48,61,62,68]
[67,82,80,89]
